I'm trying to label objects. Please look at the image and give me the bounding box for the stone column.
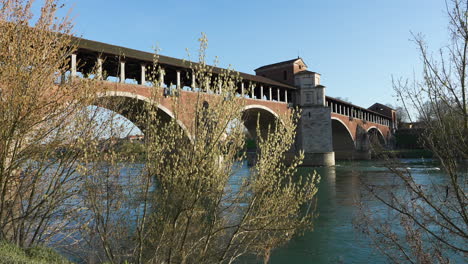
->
[252,86,255,99]
[285,90,288,103]
[191,72,196,90]
[269,87,272,101]
[159,68,165,87]
[260,86,264,100]
[176,70,181,89]
[71,54,77,79]
[241,82,245,97]
[277,88,280,102]
[120,61,125,83]
[140,64,146,85]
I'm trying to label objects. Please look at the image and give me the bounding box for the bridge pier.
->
[295,72,335,166]
[303,152,335,166]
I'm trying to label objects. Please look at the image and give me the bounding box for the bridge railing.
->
[326,97,392,127]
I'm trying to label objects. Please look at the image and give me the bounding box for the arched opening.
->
[94,95,173,135]
[90,92,193,162]
[331,118,355,160]
[241,105,279,164]
[367,127,386,148]
[242,106,279,141]
[94,92,191,139]
[83,104,147,160]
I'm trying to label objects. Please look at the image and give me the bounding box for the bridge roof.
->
[72,37,297,90]
[326,96,391,119]
[254,57,307,71]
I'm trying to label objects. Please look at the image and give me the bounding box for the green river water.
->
[261,159,448,264]
[63,158,454,263]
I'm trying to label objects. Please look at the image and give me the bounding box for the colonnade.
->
[326,99,391,126]
[69,53,291,103]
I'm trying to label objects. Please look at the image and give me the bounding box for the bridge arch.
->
[241,104,280,140]
[331,117,356,159]
[366,126,386,146]
[242,104,280,118]
[95,91,192,140]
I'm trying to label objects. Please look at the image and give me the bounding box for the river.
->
[261,158,446,264]
[62,158,450,263]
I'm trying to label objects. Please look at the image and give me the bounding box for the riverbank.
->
[382,149,433,159]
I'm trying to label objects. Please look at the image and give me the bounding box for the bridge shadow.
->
[331,119,355,160]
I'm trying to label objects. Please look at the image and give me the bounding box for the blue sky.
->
[58,0,448,108]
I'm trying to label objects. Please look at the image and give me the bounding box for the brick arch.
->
[331,117,356,159]
[366,126,386,144]
[330,113,391,145]
[331,117,355,141]
[96,91,192,140]
[241,104,281,139]
[95,82,290,136]
[242,104,280,118]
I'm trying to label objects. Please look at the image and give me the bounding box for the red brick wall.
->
[96,81,391,147]
[97,81,289,136]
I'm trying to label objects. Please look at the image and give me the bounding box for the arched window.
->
[283,70,287,80]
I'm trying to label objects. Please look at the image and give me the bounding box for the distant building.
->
[368,103,397,131]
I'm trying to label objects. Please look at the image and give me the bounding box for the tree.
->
[0,0,125,256]
[334,96,352,104]
[1,0,81,248]
[358,1,468,263]
[1,1,319,262]
[73,36,320,263]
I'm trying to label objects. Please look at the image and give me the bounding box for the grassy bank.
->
[0,241,70,264]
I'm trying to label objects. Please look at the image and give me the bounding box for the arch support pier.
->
[294,72,335,166]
